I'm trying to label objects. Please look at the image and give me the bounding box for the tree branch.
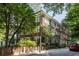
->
[8,11,40,46]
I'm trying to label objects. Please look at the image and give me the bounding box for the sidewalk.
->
[18,50,46,56]
[17,48,68,56]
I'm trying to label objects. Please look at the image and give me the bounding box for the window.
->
[35,16,40,23]
[42,17,49,26]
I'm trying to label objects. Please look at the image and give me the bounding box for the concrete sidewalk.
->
[18,51,46,56]
[14,50,46,56]
[17,48,68,56]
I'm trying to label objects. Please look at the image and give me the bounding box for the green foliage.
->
[0,4,38,46]
[43,3,71,16]
[17,39,37,47]
[43,26,54,37]
[62,4,79,39]
[0,29,5,40]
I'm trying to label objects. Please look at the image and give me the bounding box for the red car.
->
[69,43,79,51]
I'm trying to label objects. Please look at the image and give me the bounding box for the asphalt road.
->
[20,48,79,56]
[46,48,79,56]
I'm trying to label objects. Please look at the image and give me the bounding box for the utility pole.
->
[39,10,42,53]
[39,35,42,53]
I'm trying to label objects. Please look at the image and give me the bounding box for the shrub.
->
[17,39,37,47]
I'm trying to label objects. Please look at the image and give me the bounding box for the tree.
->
[0,3,38,47]
[62,4,79,40]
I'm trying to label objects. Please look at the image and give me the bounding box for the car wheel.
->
[69,49,73,51]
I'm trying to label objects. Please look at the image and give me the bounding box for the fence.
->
[0,46,45,56]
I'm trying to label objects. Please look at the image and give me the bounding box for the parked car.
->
[69,43,79,51]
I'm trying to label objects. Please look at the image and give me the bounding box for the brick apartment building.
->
[20,10,69,49]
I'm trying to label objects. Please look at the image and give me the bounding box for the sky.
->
[48,11,67,23]
[53,11,67,23]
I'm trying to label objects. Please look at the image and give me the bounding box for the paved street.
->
[19,48,79,56]
[46,48,79,56]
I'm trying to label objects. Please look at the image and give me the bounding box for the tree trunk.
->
[16,19,20,43]
[8,18,24,46]
[5,10,10,47]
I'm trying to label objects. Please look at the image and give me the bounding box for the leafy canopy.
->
[62,4,79,38]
